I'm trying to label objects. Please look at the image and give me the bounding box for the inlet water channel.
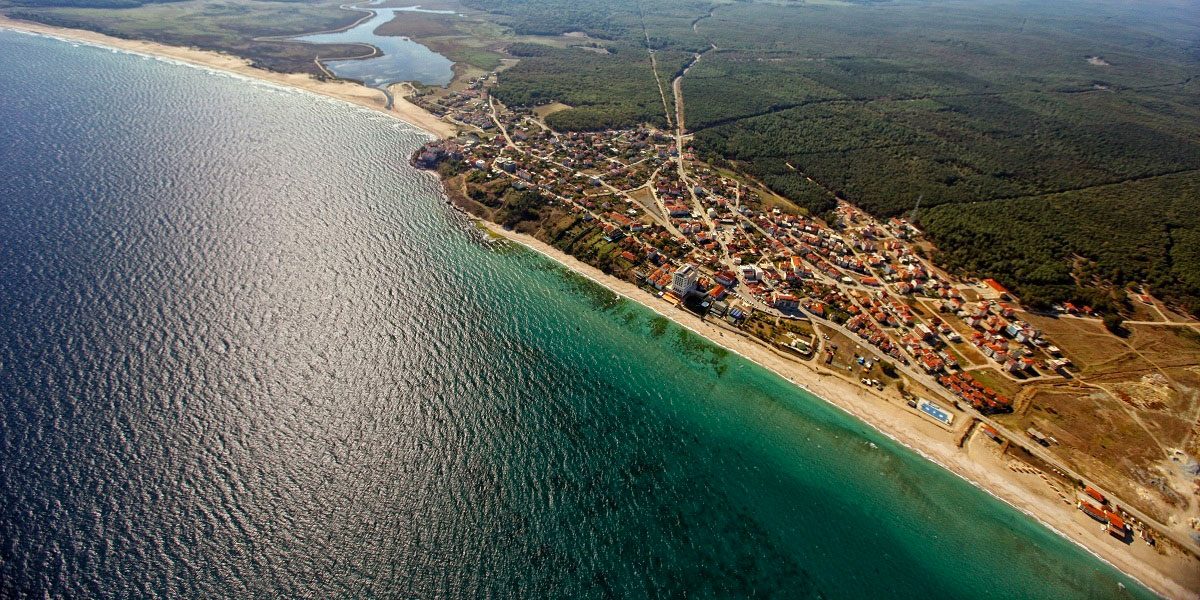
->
[293,3,456,91]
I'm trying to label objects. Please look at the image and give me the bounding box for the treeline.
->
[921,172,1200,315]
[494,44,684,131]
[684,53,1000,129]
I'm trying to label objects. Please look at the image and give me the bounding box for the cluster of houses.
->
[936,298,1068,376]
[937,372,1013,413]
[415,88,1090,415]
[1077,487,1135,541]
[409,74,503,131]
[641,262,741,321]
[845,313,903,360]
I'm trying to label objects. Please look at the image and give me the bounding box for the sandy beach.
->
[1,14,1196,597]
[0,15,458,140]
[472,220,1200,600]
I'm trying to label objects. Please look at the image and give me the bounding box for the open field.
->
[992,314,1200,530]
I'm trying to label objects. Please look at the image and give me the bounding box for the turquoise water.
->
[293,3,454,87]
[0,30,1155,598]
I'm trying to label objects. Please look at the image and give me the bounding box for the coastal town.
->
[411,70,1200,576]
[415,74,1091,408]
[3,0,1200,596]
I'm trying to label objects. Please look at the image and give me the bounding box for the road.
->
[804,310,1200,555]
[498,12,1200,557]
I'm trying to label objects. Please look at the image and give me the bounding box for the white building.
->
[672,263,698,296]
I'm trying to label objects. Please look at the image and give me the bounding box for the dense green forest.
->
[459,0,707,43]
[459,0,633,39]
[693,90,1200,216]
[922,172,1200,314]
[494,43,689,130]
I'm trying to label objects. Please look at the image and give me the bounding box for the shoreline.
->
[462,214,1198,600]
[0,16,1194,598]
[0,15,457,140]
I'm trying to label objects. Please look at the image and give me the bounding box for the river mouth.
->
[291,2,455,90]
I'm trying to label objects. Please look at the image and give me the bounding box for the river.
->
[292,3,455,89]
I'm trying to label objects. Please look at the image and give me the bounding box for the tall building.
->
[672,263,698,296]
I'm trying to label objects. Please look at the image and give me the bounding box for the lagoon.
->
[293,3,454,88]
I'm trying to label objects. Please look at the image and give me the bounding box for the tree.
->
[879,360,898,379]
[1102,314,1125,336]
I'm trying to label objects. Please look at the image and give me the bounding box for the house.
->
[916,323,937,342]
[983,278,1009,296]
[921,354,944,374]
[666,203,691,218]
[773,293,800,311]
[714,270,737,287]
[981,424,1003,442]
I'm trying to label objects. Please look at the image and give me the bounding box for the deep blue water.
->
[0,30,1156,599]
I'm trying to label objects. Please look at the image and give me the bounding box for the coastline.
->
[0,16,1194,598]
[465,216,1198,600]
[0,15,457,140]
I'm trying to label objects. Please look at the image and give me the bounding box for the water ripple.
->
[0,30,1155,600]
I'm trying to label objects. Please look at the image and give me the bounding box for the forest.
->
[459,0,707,42]
[921,172,1200,314]
[693,90,1200,215]
[493,43,689,131]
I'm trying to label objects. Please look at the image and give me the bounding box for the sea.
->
[0,29,1157,598]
